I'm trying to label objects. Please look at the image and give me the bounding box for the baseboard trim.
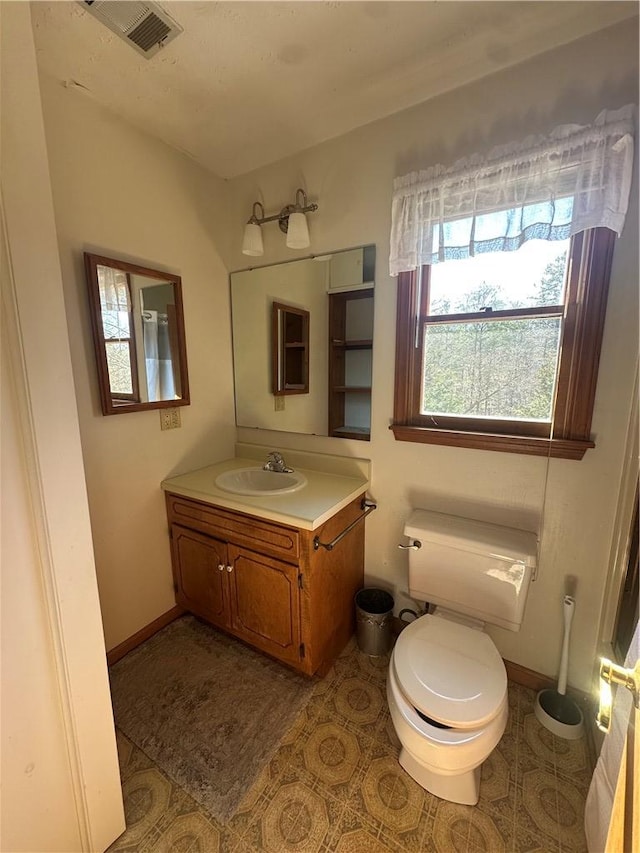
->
[504,658,592,705]
[107,605,185,666]
[503,659,556,692]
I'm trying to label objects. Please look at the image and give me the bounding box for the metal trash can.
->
[354,588,394,656]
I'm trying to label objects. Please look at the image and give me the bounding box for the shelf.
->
[332,425,371,440]
[332,386,372,393]
[327,282,375,294]
[331,339,373,349]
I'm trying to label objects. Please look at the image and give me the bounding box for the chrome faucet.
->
[263,451,293,473]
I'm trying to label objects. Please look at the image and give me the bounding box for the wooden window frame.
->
[391,228,616,459]
[101,271,140,404]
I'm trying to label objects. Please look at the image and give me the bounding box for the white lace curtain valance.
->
[97,266,131,338]
[389,105,636,277]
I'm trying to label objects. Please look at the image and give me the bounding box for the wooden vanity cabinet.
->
[228,546,302,667]
[165,492,366,676]
[171,525,229,629]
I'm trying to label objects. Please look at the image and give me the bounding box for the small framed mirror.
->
[272,302,310,395]
[84,253,190,415]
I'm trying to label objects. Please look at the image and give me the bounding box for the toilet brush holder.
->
[534,595,584,740]
[535,688,584,739]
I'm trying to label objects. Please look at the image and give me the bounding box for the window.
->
[388,106,634,458]
[97,266,140,403]
[392,227,615,458]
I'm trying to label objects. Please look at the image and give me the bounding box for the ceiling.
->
[31,1,638,179]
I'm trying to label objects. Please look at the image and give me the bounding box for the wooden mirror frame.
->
[84,253,190,415]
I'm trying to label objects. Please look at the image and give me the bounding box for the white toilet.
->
[388,509,537,806]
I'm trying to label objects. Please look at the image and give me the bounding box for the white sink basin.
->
[215,467,307,496]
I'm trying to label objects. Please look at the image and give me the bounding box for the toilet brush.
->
[534,595,584,740]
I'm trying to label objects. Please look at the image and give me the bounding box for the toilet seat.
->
[394,614,507,729]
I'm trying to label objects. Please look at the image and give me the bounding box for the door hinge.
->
[299,643,305,659]
[298,573,304,589]
[169,527,173,539]
[172,582,178,594]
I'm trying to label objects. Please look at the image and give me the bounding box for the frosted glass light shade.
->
[242,222,264,256]
[286,212,310,249]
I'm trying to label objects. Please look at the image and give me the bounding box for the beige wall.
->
[38,75,236,650]
[225,21,639,693]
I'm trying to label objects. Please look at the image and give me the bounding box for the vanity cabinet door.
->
[227,545,302,668]
[171,525,229,629]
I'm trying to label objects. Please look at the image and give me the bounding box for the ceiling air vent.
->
[80,1,183,59]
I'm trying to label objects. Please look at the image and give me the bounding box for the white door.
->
[603,675,639,851]
[585,620,639,852]
[1,4,125,848]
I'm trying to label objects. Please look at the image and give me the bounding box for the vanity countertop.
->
[161,451,370,531]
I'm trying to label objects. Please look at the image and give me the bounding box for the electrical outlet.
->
[274,396,285,412]
[160,407,181,430]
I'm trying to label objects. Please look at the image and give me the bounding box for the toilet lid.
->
[394,615,507,729]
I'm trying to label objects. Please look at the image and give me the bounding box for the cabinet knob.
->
[218,563,224,572]
[226,564,233,573]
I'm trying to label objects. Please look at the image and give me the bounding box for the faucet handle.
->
[264,451,293,473]
[263,450,282,471]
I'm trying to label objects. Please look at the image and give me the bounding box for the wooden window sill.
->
[389,424,594,460]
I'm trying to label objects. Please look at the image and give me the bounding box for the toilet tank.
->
[404,509,538,632]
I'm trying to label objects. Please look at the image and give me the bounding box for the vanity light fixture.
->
[241,188,319,256]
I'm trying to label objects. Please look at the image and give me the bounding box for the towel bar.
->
[313,499,377,551]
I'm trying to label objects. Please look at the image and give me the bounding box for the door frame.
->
[1,3,125,847]
[599,361,639,662]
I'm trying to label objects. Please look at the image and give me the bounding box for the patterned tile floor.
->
[108,636,594,852]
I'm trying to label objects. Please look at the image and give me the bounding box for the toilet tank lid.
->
[404,509,537,567]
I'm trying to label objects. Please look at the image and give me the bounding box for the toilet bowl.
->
[388,509,538,805]
[387,612,508,805]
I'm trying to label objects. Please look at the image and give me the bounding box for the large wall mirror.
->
[231,245,375,440]
[84,253,190,415]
